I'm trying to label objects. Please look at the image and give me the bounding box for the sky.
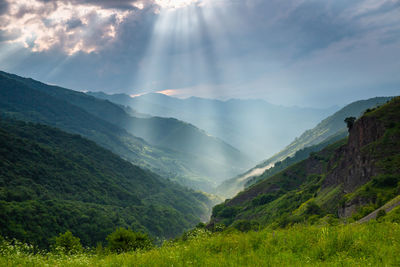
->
[0,0,399,107]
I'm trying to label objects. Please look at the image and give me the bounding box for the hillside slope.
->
[218,97,392,198]
[0,118,214,248]
[210,97,399,228]
[0,71,250,191]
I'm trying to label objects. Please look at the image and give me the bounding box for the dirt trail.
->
[358,196,400,223]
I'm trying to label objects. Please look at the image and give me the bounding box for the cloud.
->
[0,0,204,54]
[1,0,399,107]
[0,0,158,54]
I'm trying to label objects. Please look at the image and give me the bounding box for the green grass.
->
[2,222,400,266]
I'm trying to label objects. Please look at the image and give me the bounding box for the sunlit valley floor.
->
[0,71,400,266]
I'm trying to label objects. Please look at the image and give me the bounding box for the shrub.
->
[376,209,387,220]
[106,228,153,253]
[305,202,323,216]
[251,193,277,207]
[374,175,399,187]
[180,227,210,241]
[219,207,239,218]
[232,220,260,232]
[212,223,226,232]
[196,222,206,229]
[344,117,356,131]
[53,231,83,254]
[211,203,225,217]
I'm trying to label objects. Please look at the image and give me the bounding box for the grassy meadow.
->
[1,221,400,266]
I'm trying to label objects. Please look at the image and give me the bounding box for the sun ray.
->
[155,0,201,10]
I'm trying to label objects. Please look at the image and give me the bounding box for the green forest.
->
[0,118,214,248]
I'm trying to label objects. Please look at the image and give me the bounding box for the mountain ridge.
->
[0,71,251,191]
[87,91,337,161]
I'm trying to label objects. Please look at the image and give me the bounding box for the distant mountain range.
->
[0,71,251,192]
[88,92,338,161]
[217,96,392,197]
[210,97,400,229]
[0,118,215,248]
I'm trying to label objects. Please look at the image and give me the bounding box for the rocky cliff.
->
[323,116,385,193]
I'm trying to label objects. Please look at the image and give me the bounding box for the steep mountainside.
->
[218,97,392,198]
[216,131,347,198]
[88,92,336,161]
[0,71,251,191]
[210,97,399,229]
[0,118,214,248]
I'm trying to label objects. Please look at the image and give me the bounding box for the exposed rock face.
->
[322,116,386,217]
[338,197,369,218]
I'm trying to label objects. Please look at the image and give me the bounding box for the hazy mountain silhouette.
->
[88,92,338,161]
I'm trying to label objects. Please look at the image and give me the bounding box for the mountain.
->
[217,97,392,198]
[209,97,400,229]
[0,118,216,248]
[115,116,251,184]
[87,92,337,161]
[216,132,347,198]
[0,71,251,191]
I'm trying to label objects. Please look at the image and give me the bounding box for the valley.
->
[0,72,399,266]
[1,1,400,264]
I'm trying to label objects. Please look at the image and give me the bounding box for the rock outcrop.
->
[323,116,385,192]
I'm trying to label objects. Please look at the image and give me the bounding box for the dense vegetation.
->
[0,71,250,192]
[2,221,400,266]
[0,118,214,248]
[212,97,399,229]
[218,96,392,198]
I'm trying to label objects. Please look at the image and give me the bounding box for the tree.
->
[305,201,323,215]
[344,117,356,131]
[106,228,153,253]
[54,231,83,254]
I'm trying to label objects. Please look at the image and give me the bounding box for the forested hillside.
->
[0,118,214,248]
[0,71,250,191]
[211,97,399,229]
[216,132,347,198]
